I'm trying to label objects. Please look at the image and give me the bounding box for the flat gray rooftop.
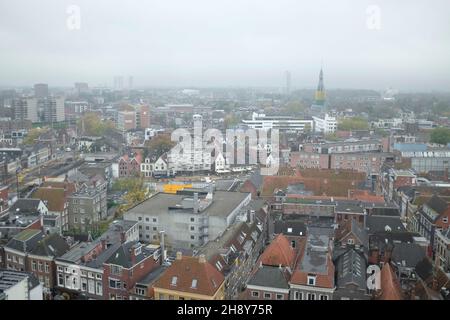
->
[127,191,250,218]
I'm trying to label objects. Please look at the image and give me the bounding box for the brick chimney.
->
[130,247,136,266]
[120,231,126,244]
[176,251,183,260]
[101,238,107,250]
[198,254,206,264]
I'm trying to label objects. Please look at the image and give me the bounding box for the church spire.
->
[314,67,326,105]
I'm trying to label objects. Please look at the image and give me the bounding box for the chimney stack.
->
[130,247,136,266]
[159,231,166,264]
[101,238,106,250]
[176,251,183,260]
[199,254,206,264]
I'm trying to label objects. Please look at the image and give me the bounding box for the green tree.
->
[23,127,48,145]
[144,135,176,159]
[338,117,369,131]
[430,127,450,145]
[78,113,115,136]
[285,101,306,114]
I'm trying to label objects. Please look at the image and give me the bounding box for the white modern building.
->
[312,114,337,134]
[0,270,43,300]
[243,113,313,132]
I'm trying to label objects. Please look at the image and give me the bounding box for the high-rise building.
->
[285,71,291,95]
[13,97,38,123]
[113,76,124,90]
[138,105,150,129]
[13,97,64,124]
[74,82,89,95]
[34,83,49,98]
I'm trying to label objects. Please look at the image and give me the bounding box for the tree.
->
[224,114,241,128]
[144,135,176,160]
[78,112,115,136]
[432,101,450,117]
[430,127,450,145]
[23,127,48,145]
[284,101,306,114]
[338,117,369,131]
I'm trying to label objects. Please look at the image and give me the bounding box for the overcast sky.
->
[1,0,449,91]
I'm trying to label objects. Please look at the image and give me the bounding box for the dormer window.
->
[171,276,178,286]
[307,275,316,286]
[191,279,198,289]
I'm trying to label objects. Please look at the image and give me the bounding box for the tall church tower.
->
[314,68,326,105]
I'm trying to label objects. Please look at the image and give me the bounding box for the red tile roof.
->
[153,255,224,297]
[290,253,335,289]
[260,234,296,268]
[379,263,404,300]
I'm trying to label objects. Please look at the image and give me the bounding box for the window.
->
[190,226,195,231]
[88,279,95,294]
[18,257,23,264]
[169,295,174,300]
[32,261,37,271]
[153,227,157,231]
[58,274,64,286]
[171,276,178,286]
[291,240,296,248]
[145,226,150,230]
[216,261,223,271]
[7,254,11,261]
[138,217,142,221]
[190,235,195,240]
[152,218,157,223]
[307,275,316,286]
[276,294,284,300]
[96,282,103,296]
[136,288,145,296]
[190,217,195,222]
[109,278,121,289]
[347,238,355,245]
[145,217,149,222]
[320,295,328,300]
[307,293,316,300]
[38,261,43,272]
[264,293,271,299]
[294,292,303,300]
[81,278,87,291]
[111,265,122,276]
[443,217,448,224]
[45,262,49,273]
[191,279,198,289]
[252,291,259,298]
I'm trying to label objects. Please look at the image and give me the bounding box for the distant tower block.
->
[128,76,134,89]
[314,68,326,105]
[285,71,291,95]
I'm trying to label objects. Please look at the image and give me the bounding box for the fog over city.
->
[1,0,450,91]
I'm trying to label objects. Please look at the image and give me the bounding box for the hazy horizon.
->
[1,0,450,91]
